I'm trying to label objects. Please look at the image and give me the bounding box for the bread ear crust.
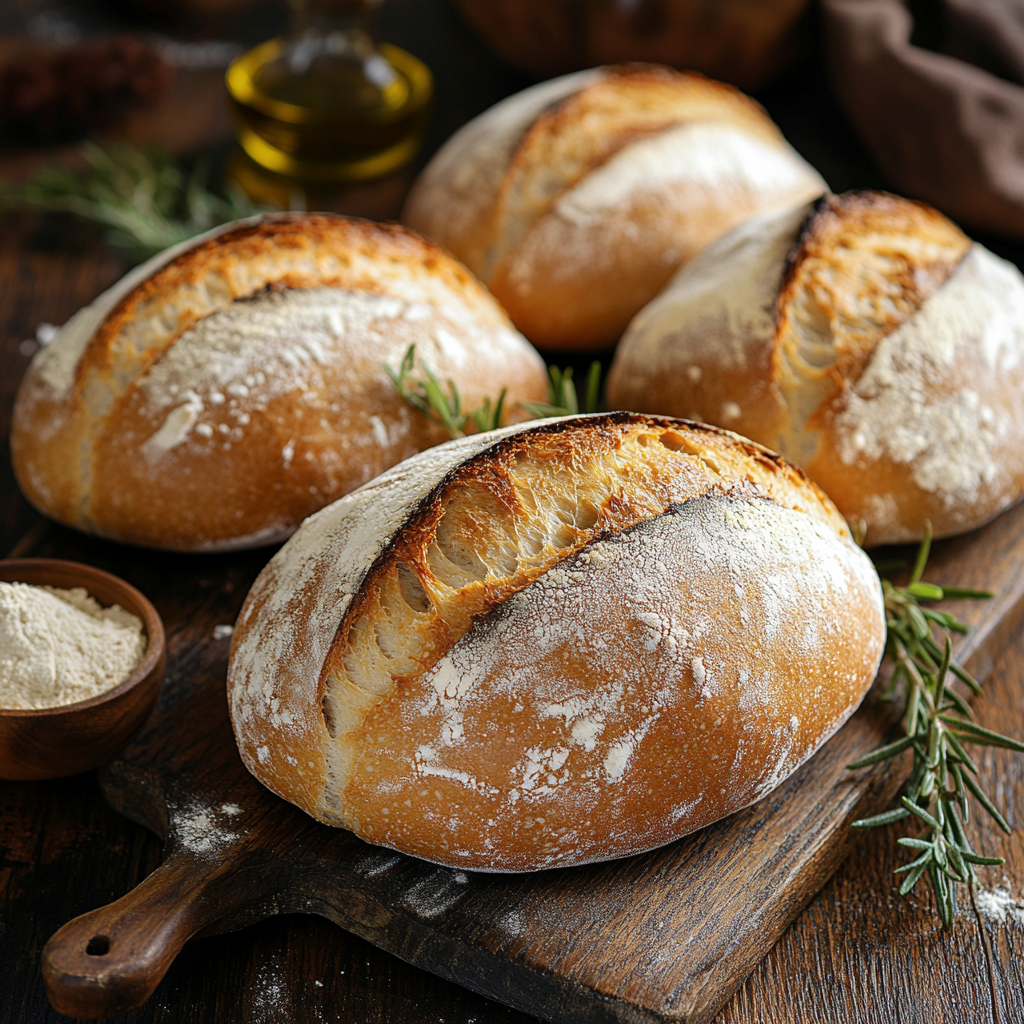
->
[228,413,885,871]
[608,191,1024,544]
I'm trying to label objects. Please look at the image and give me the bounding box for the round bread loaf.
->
[402,64,827,351]
[11,213,548,552]
[228,412,885,872]
[606,191,1024,545]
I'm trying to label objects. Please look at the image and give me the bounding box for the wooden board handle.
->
[41,851,233,1019]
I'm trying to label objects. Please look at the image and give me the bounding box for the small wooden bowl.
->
[0,559,166,781]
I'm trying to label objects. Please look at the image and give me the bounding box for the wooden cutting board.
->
[25,499,1024,1024]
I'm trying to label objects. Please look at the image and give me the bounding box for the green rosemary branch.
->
[519,361,603,419]
[850,523,1022,926]
[0,141,269,264]
[385,344,506,439]
[385,348,605,439]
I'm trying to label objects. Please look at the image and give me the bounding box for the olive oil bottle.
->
[226,0,432,182]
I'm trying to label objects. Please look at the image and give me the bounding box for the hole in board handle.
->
[86,935,110,956]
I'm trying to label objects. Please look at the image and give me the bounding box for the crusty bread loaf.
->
[403,64,826,351]
[228,412,885,872]
[607,191,1024,545]
[11,213,548,552]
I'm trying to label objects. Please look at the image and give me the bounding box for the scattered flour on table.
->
[173,801,241,855]
[974,884,1024,925]
[249,955,293,1023]
[0,581,146,710]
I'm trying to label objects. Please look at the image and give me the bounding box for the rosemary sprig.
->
[385,344,506,439]
[849,523,1022,926]
[1,141,269,263]
[519,361,603,419]
[385,348,605,439]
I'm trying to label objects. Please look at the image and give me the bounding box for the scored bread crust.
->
[11,213,548,551]
[228,413,885,872]
[607,191,1024,544]
[403,64,826,351]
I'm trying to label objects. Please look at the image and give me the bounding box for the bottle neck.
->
[274,0,399,109]
[286,0,381,38]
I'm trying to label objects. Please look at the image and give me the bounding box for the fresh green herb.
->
[0,141,269,263]
[850,523,1022,926]
[519,361,603,419]
[385,344,506,439]
[385,348,605,438]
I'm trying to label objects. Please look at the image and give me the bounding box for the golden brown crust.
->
[403,65,826,351]
[320,414,842,718]
[229,413,885,870]
[607,191,1024,543]
[775,191,970,392]
[12,213,548,551]
[485,65,783,277]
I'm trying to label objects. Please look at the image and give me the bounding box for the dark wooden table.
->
[3,3,1024,1021]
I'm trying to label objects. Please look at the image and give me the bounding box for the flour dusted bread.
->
[11,213,548,552]
[607,191,1024,544]
[228,413,884,871]
[402,64,826,351]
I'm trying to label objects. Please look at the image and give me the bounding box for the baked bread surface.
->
[228,413,885,871]
[12,213,548,551]
[607,191,1024,544]
[403,64,826,351]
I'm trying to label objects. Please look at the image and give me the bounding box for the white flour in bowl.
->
[0,582,146,709]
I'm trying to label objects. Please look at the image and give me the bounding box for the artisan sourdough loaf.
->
[607,191,1024,544]
[11,213,548,552]
[402,64,827,351]
[228,413,885,872]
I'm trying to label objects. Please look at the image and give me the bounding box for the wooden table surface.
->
[3,3,1024,1021]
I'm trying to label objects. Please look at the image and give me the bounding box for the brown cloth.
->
[823,0,1024,237]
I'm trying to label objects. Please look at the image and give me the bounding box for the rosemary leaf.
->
[897,837,933,850]
[899,862,929,895]
[909,528,932,583]
[938,586,994,600]
[902,796,941,829]
[940,685,973,720]
[961,851,1005,866]
[850,807,911,828]
[893,849,934,873]
[938,717,1024,751]
[960,771,1012,834]
[846,733,916,769]
[949,660,983,694]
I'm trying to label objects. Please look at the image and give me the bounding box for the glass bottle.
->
[226,0,432,182]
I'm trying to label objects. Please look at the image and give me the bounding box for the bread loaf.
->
[11,213,548,552]
[402,64,826,351]
[607,191,1024,544]
[228,413,885,872]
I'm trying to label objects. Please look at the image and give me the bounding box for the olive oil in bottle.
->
[226,0,432,182]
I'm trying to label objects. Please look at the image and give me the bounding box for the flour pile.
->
[0,582,146,709]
